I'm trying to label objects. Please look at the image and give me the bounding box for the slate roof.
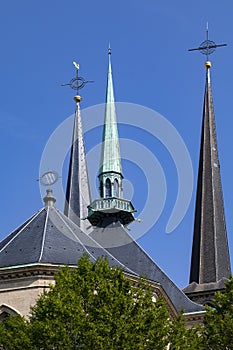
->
[90,217,204,313]
[185,63,231,293]
[0,195,204,313]
[0,200,134,273]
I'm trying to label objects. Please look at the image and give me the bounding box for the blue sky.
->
[0,0,233,288]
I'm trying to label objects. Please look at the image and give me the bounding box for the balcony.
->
[87,197,136,226]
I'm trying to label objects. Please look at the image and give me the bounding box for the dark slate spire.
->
[184,61,231,304]
[87,48,135,227]
[64,95,91,232]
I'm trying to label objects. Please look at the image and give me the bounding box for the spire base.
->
[87,197,135,226]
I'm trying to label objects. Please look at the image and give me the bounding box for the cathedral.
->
[0,42,231,327]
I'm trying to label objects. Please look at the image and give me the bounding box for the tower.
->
[184,33,231,305]
[87,49,135,227]
[64,63,92,233]
[98,47,123,200]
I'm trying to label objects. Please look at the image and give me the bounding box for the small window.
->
[100,180,103,198]
[106,178,112,197]
[113,179,119,197]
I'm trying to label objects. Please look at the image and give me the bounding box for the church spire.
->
[87,48,135,227]
[183,29,231,305]
[189,61,231,286]
[98,46,123,198]
[64,63,92,232]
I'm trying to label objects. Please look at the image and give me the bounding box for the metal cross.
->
[61,61,94,94]
[189,23,227,60]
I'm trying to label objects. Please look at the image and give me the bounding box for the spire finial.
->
[61,62,94,100]
[43,189,56,207]
[39,171,59,207]
[108,43,111,55]
[188,24,227,63]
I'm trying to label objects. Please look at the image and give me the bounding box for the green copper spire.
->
[98,47,123,199]
[87,48,135,226]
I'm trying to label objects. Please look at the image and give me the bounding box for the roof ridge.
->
[0,208,45,254]
[56,209,136,273]
[38,207,50,262]
[56,209,97,261]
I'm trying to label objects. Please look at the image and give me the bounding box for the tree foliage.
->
[28,255,172,349]
[0,315,32,350]
[2,256,231,349]
[168,313,203,350]
[203,276,233,350]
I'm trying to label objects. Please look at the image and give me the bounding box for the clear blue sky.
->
[0,0,232,288]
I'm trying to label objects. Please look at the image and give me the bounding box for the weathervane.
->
[188,23,227,60]
[61,61,94,94]
[39,171,59,188]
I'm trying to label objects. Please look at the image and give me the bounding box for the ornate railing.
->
[88,197,135,213]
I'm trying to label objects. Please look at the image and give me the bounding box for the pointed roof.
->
[99,49,122,176]
[0,191,133,271]
[64,98,91,232]
[186,62,231,291]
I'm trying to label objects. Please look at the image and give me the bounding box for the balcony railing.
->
[88,197,135,214]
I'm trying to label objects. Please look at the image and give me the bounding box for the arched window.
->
[0,304,19,322]
[100,180,103,198]
[105,178,112,197]
[113,179,119,197]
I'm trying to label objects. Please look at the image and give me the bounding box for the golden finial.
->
[205,61,212,69]
[74,95,82,103]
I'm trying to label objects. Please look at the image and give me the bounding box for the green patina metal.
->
[99,50,122,177]
[87,197,135,226]
[87,48,135,226]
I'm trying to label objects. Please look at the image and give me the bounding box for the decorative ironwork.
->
[189,23,227,60]
[61,61,93,93]
[88,197,135,214]
[39,171,59,187]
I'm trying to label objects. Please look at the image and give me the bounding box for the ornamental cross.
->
[62,61,94,94]
[189,23,227,60]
